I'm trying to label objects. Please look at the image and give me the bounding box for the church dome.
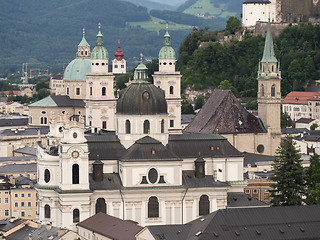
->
[63,56,91,81]
[114,42,124,61]
[159,27,175,59]
[117,82,167,115]
[91,26,108,60]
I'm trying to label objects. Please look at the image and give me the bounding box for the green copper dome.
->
[91,27,108,60]
[159,28,175,59]
[63,58,91,81]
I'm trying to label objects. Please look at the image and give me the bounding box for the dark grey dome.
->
[117,82,167,115]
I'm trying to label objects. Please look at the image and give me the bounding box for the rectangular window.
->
[66,88,69,95]
[5,210,9,216]
[15,194,18,198]
[0,198,2,204]
[114,65,118,68]
[27,210,32,217]
[15,202,18,207]
[253,189,258,194]
[245,189,250,193]
[76,88,80,95]
[5,198,8,204]
[170,120,174,128]
[4,192,8,194]
[21,193,25,198]
[21,211,25,217]
[121,65,124,68]
[28,193,31,198]
[102,121,107,129]
[28,202,31,207]
[21,202,25,207]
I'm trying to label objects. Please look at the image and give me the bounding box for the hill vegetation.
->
[177,23,320,97]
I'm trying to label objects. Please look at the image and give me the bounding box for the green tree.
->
[306,154,320,204]
[115,72,133,90]
[37,88,50,100]
[181,98,194,114]
[310,123,318,131]
[217,80,239,96]
[281,111,293,128]
[225,16,241,35]
[270,136,305,206]
[194,95,205,110]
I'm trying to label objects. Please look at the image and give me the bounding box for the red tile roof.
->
[282,91,320,105]
[77,212,143,240]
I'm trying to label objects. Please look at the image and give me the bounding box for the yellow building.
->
[0,182,12,220]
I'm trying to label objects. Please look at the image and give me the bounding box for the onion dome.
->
[159,25,176,59]
[117,57,167,115]
[63,29,91,81]
[91,23,108,60]
[114,40,124,61]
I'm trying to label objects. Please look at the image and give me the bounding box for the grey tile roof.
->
[182,171,229,188]
[0,118,28,127]
[15,175,34,186]
[0,156,35,162]
[243,152,275,167]
[0,218,27,233]
[121,136,181,162]
[0,163,36,173]
[227,192,269,208]
[13,146,37,156]
[0,127,49,137]
[184,89,266,134]
[281,128,309,135]
[167,134,243,158]
[89,173,122,191]
[6,225,60,240]
[181,114,195,124]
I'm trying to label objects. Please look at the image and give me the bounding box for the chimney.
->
[93,155,104,182]
[46,222,52,230]
[194,154,205,178]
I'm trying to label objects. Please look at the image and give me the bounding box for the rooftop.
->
[282,91,320,105]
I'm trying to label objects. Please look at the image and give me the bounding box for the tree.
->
[217,80,238,97]
[310,123,318,131]
[306,154,320,204]
[181,98,194,114]
[225,16,241,35]
[270,136,305,206]
[194,95,205,110]
[281,111,293,128]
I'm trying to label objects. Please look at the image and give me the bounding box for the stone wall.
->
[279,0,320,23]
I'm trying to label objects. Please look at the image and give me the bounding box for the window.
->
[148,168,158,184]
[21,202,25,207]
[5,198,8,204]
[125,120,131,134]
[245,189,250,193]
[21,193,25,198]
[261,84,264,97]
[102,121,107,129]
[114,65,118,68]
[41,117,47,125]
[28,193,31,198]
[66,88,69,95]
[199,195,210,216]
[72,164,80,184]
[21,211,25,217]
[28,202,31,207]
[169,86,174,95]
[44,169,50,183]
[253,189,258,193]
[170,120,174,128]
[76,88,80,95]
[44,205,50,218]
[73,209,80,223]
[161,119,164,133]
[102,87,106,96]
[148,196,159,218]
[15,194,18,198]
[271,84,275,97]
[95,198,106,214]
[90,87,92,96]
[5,210,9,216]
[27,210,32,217]
[143,120,150,134]
[121,65,124,68]
[15,202,18,207]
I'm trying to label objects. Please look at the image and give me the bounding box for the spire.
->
[159,24,176,59]
[96,23,104,46]
[78,28,90,47]
[114,40,124,61]
[91,23,108,60]
[164,24,171,46]
[134,53,148,83]
[261,18,277,63]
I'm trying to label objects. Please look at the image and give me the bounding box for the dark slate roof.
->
[253,171,274,179]
[295,118,315,124]
[227,192,269,208]
[51,95,85,107]
[305,84,320,92]
[167,134,243,158]
[13,146,36,156]
[281,128,309,135]
[147,205,320,240]
[147,225,191,240]
[77,212,143,240]
[182,171,229,188]
[86,134,126,160]
[243,0,271,3]
[181,114,195,124]
[15,175,34,186]
[6,225,61,240]
[0,118,28,127]
[89,173,122,190]
[0,218,27,233]
[0,156,35,162]
[117,82,167,115]
[295,134,320,142]
[184,89,266,134]
[121,136,181,162]
[0,163,37,173]
[0,127,49,137]
[243,152,275,167]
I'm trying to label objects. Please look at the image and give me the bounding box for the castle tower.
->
[85,24,117,131]
[257,18,281,154]
[153,25,182,133]
[112,40,126,74]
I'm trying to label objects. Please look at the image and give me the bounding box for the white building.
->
[242,0,277,27]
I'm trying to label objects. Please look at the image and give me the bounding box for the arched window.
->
[161,119,164,133]
[72,164,79,184]
[144,120,150,134]
[199,195,210,216]
[41,117,47,125]
[95,198,106,214]
[90,87,92,96]
[44,204,50,218]
[170,86,174,95]
[102,87,106,96]
[81,51,83,56]
[261,84,264,97]
[126,120,131,134]
[271,84,276,97]
[148,196,159,218]
[272,65,274,72]
[73,209,80,223]
[44,169,50,183]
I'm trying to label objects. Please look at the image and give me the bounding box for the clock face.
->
[72,151,79,159]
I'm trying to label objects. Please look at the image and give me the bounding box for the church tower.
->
[85,24,117,131]
[153,25,182,133]
[257,19,281,154]
[112,40,126,74]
